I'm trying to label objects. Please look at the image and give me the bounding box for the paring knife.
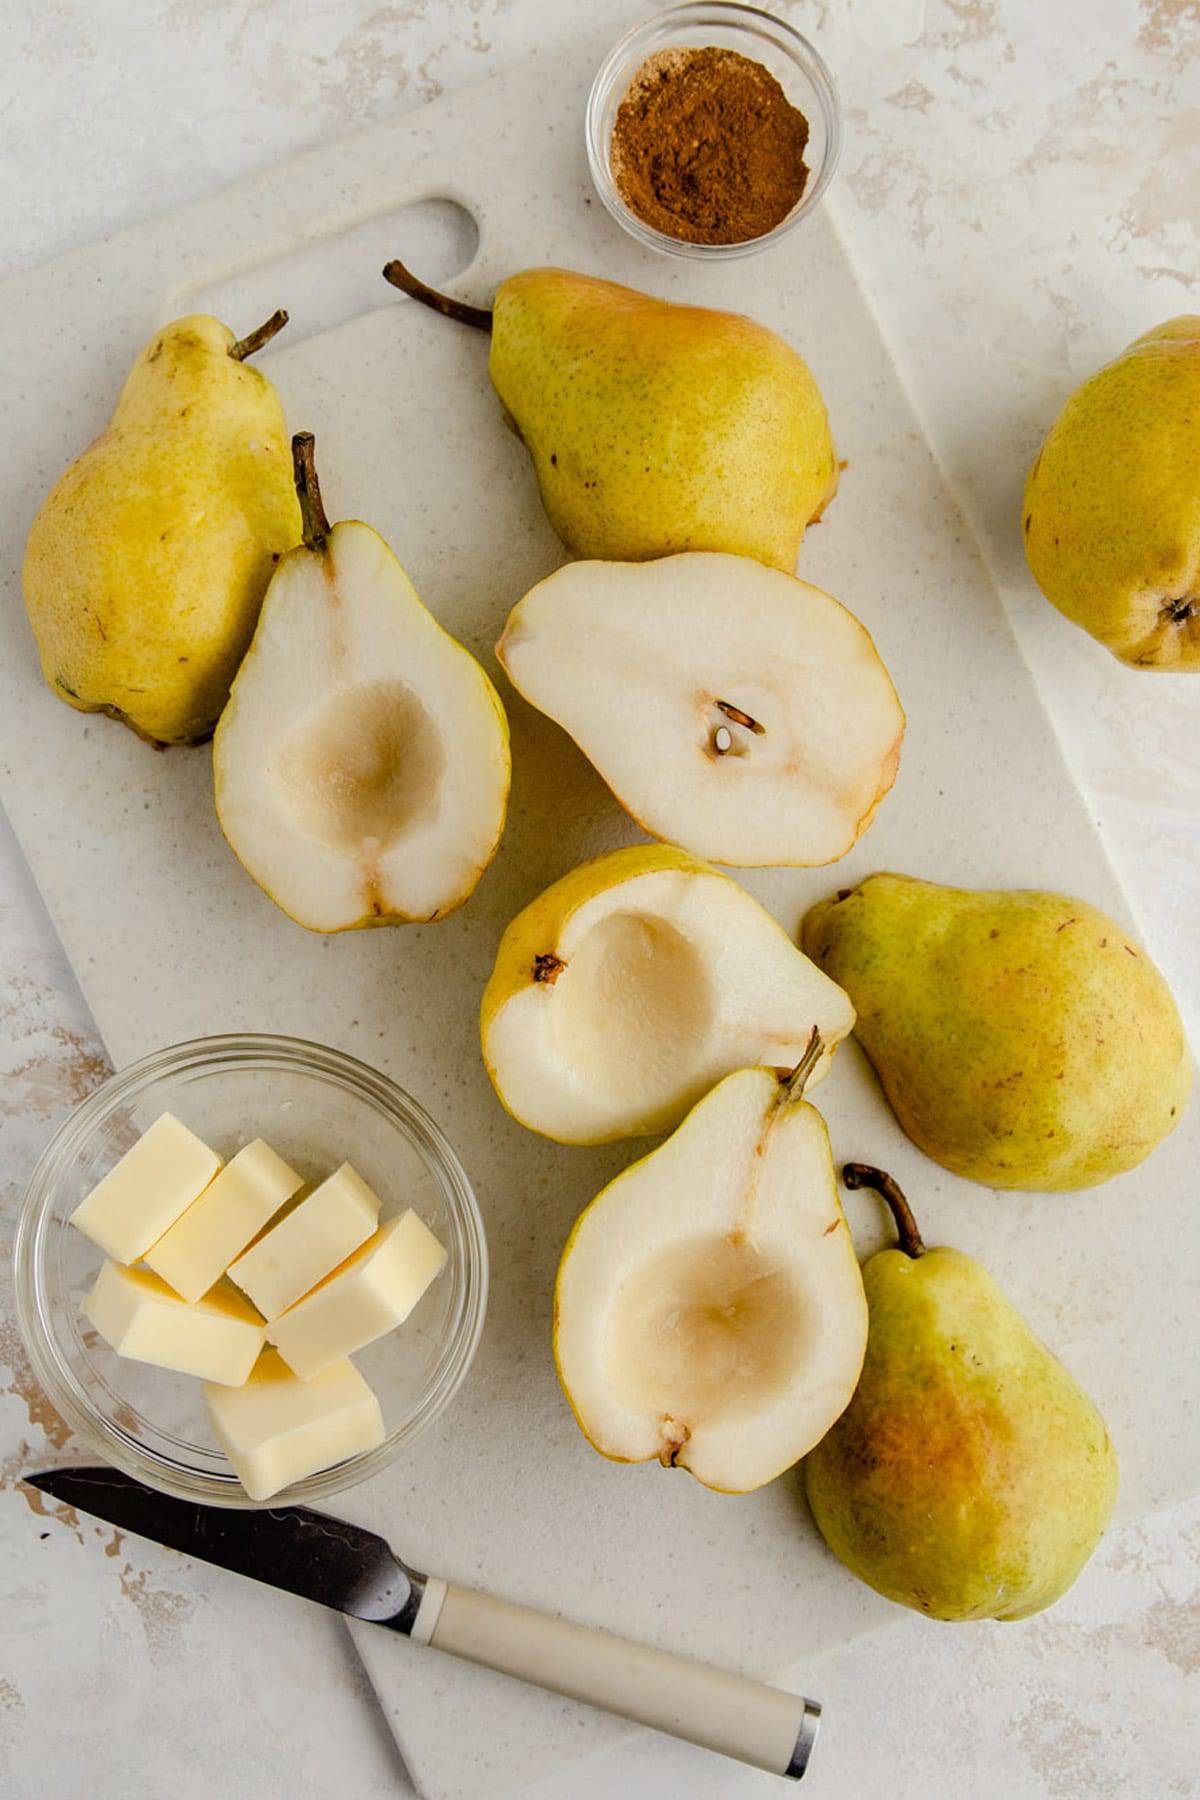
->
[27,1467,820,1781]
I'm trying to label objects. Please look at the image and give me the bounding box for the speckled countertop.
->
[1,3,1197,1797]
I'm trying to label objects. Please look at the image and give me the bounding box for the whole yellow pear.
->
[802,874,1190,1190]
[23,313,301,745]
[384,260,837,571]
[805,1165,1119,1621]
[1023,316,1200,669]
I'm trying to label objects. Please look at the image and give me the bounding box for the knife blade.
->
[26,1466,820,1782]
[26,1466,424,1629]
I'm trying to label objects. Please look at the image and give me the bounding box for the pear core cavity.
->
[271,679,445,853]
[609,1233,808,1425]
[550,910,713,1109]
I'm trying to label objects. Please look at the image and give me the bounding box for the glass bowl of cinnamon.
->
[586,2,841,260]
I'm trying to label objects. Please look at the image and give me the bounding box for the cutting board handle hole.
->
[166,197,480,350]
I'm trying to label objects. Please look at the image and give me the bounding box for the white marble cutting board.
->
[0,35,1196,1800]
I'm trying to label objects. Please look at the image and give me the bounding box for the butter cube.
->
[227,1162,381,1320]
[143,1139,303,1304]
[205,1349,385,1501]
[83,1261,264,1386]
[268,1211,447,1380]
[71,1113,222,1263]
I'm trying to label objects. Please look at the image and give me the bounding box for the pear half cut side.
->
[214,441,510,930]
[498,553,904,868]
[480,843,854,1143]
[554,1063,868,1492]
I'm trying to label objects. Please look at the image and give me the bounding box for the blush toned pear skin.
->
[1023,316,1200,669]
[23,312,301,746]
[383,260,837,571]
[801,874,1190,1190]
[805,1166,1118,1621]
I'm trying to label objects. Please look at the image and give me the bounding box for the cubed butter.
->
[83,1261,264,1386]
[205,1348,385,1501]
[71,1113,222,1263]
[227,1161,381,1320]
[143,1138,303,1304]
[268,1211,447,1380]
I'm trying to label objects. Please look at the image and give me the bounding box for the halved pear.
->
[497,553,904,867]
[554,1045,868,1491]
[214,436,510,929]
[480,843,854,1143]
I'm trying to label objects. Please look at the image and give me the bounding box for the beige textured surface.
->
[1,865,1196,1794]
[0,839,412,1799]
[1,3,1197,1798]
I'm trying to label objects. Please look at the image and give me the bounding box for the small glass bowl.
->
[13,1033,487,1509]
[587,2,842,261]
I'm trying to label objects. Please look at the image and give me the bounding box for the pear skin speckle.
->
[1023,316,1200,669]
[489,269,837,571]
[806,1240,1119,1621]
[800,873,1190,1190]
[23,314,301,745]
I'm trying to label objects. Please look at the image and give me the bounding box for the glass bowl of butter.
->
[14,1033,488,1508]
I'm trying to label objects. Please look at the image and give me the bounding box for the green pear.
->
[23,311,301,745]
[1023,316,1200,669]
[801,874,1189,1190]
[805,1164,1119,1621]
[383,259,837,571]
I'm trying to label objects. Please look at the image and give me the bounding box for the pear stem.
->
[228,309,289,361]
[382,258,493,333]
[292,433,331,552]
[781,1027,823,1103]
[843,1163,926,1259]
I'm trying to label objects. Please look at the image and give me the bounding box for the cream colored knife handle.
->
[410,1578,820,1781]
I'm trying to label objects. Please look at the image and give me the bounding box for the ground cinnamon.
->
[609,46,810,246]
